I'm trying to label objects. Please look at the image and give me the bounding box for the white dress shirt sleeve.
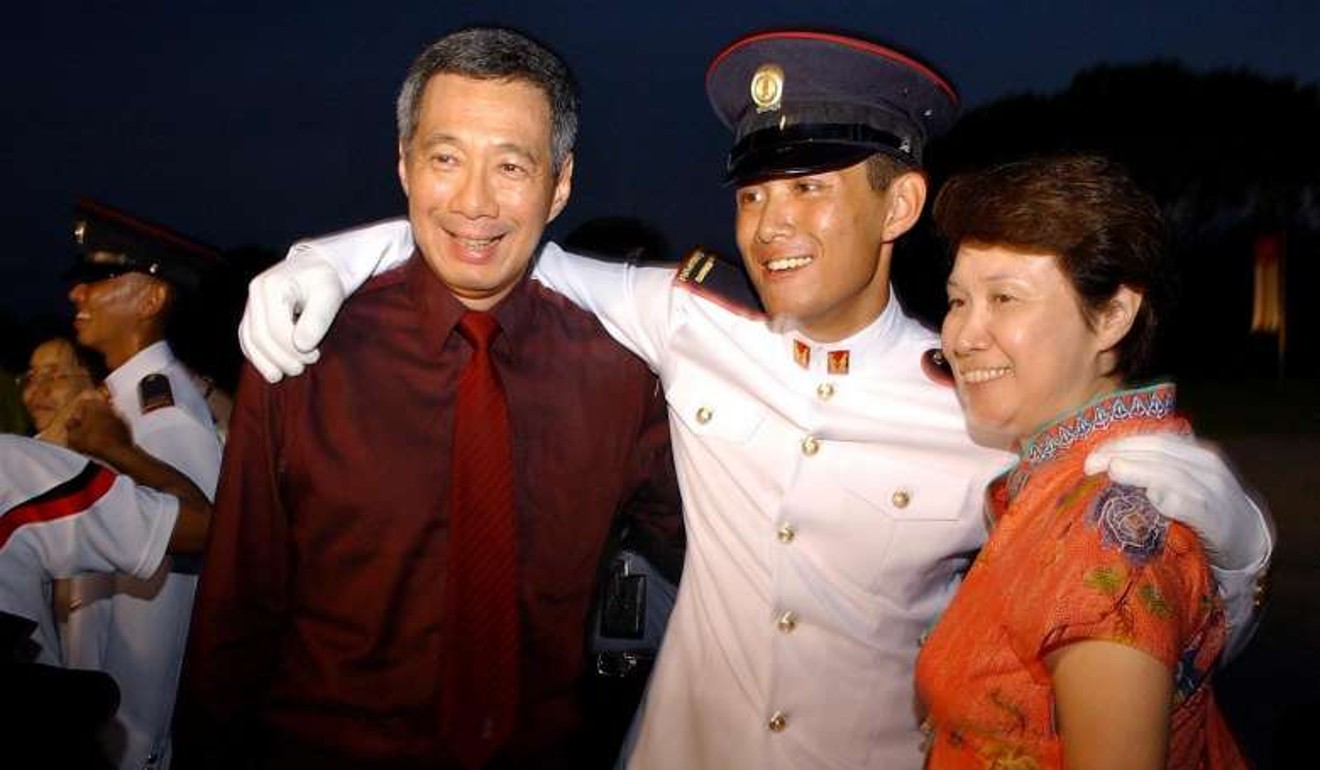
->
[132,409,222,499]
[297,217,415,295]
[0,436,177,582]
[531,241,678,370]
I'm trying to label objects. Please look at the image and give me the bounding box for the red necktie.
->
[441,311,519,768]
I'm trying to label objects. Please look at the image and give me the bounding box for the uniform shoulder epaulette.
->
[921,348,955,387]
[138,373,175,414]
[673,247,763,318]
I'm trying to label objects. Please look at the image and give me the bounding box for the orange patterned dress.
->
[915,384,1247,769]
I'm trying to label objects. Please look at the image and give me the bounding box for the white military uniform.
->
[0,435,176,666]
[64,340,222,770]
[532,244,1011,770]
[304,221,1265,770]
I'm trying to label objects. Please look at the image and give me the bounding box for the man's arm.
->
[529,242,677,370]
[240,218,413,381]
[1084,433,1273,661]
[65,393,210,553]
[1047,640,1172,770]
[0,435,176,584]
[175,364,293,767]
[616,379,685,585]
[239,222,680,380]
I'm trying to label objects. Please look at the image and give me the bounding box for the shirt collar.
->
[1016,382,1179,468]
[782,288,904,374]
[998,382,1182,505]
[404,246,537,350]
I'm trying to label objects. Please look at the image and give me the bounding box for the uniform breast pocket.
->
[833,456,976,593]
[665,376,767,444]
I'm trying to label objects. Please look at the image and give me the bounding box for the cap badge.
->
[73,220,87,246]
[750,63,785,114]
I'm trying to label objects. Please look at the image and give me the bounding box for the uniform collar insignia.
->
[793,339,811,369]
[827,349,850,375]
[790,337,851,375]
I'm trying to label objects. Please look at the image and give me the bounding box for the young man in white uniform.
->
[238,31,1271,770]
[64,199,224,770]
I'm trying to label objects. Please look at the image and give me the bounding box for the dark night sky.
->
[3,0,1317,321]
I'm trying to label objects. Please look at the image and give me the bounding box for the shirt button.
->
[776,610,798,633]
[777,523,796,544]
[891,489,912,509]
[696,406,713,424]
[767,711,788,732]
[801,436,820,456]
[816,382,835,400]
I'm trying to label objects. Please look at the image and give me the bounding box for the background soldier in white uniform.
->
[0,402,211,665]
[237,31,1272,770]
[1,399,210,770]
[64,199,224,770]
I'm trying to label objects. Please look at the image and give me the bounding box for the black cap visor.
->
[62,256,201,290]
[724,123,909,186]
[61,260,139,286]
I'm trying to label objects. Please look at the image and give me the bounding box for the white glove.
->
[237,218,415,382]
[238,254,341,383]
[1084,433,1274,572]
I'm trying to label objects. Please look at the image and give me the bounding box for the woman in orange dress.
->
[914,155,1247,770]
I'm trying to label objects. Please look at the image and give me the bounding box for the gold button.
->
[816,382,835,400]
[696,406,713,424]
[776,610,798,633]
[891,489,911,509]
[777,523,796,544]
[801,436,820,456]
[767,710,788,732]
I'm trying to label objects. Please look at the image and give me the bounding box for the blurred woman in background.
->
[21,336,105,444]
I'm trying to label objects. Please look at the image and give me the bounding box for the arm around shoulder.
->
[532,241,678,368]
[1084,432,1274,660]
[239,218,413,382]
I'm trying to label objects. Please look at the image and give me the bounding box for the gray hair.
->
[396,27,579,173]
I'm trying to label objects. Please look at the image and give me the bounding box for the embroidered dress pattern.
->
[1087,484,1170,565]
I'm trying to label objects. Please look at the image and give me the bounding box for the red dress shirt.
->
[180,254,679,769]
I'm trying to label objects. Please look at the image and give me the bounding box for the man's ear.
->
[134,277,172,322]
[881,171,927,241]
[397,140,411,198]
[546,153,574,224]
[1096,286,1143,351]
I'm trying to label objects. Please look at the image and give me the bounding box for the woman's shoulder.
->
[1008,475,1218,664]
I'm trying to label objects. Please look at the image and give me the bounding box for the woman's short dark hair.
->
[932,154,1171,380]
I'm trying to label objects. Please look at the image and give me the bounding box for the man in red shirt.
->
[178,27,678,770]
